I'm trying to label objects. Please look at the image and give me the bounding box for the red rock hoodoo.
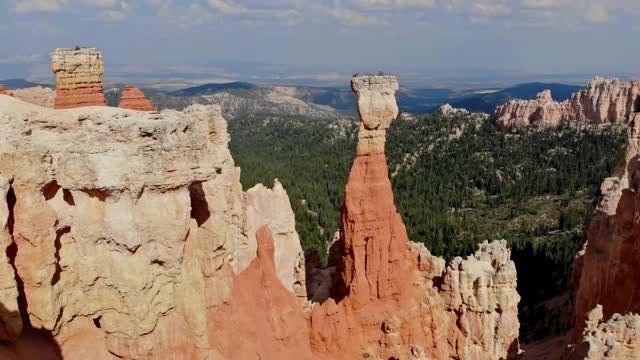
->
[118,86,155,111]
[495,77,640,128]
[51,48,106,109]
[308,76,520,360]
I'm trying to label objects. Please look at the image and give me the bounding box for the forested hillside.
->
[229,111,626,342]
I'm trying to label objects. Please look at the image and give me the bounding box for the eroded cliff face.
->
[571,113,640,346]
[495,77,640,128]
[0,95,308,359]
[118,86,155,111]
[308,75,520,360]
[51,48,107,109]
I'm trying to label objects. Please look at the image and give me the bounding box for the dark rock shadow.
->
[0,302,62,360]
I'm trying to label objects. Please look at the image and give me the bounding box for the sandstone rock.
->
[351,75,399,155]
[495,89,566,128]
[496,78,640,128]
[438,103,469,116]
[0,95,307,359]
[11,87,56,108]
[51,48,106,109]
[243,180,306,298]
[576,305,640,359]
[308,75,519,360]
[572,113,640,342]
[207,226,312,359]
[118,86,155,111]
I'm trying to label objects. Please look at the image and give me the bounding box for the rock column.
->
[51,48,106,109]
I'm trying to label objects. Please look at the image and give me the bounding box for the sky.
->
[2,0,640,88]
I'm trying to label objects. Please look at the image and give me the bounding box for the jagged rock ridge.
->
[495,77,640,128]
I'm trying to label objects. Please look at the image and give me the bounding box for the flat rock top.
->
[351,75,399,92]
[0,96,223,192]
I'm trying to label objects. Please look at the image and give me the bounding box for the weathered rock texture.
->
[0,95,308,359]
[118,86,155,111]
[11,87,56,108]
[308,75,520,360]
[573,305,640,359]
[51,48,106,109]
[495,77,640,128]
[572,113,640,345]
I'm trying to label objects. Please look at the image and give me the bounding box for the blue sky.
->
[2,0,640,88]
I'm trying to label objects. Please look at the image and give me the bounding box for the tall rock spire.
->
[309,75,520,360]
[336,75,412,310]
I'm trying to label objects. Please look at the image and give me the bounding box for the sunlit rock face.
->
[308,75,520,360]
[572,114,640,347]
[495,77,640,128]
[51,48,107,109]
[11,87,56,108]
[0,96,309,359]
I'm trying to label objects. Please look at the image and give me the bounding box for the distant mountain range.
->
[0,79,52,89]
[166,81,584,115]
[3,77,585,117]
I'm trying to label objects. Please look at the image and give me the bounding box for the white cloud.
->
[14,0,66,13]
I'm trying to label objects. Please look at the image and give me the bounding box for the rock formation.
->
[573,305,640,359]
[0,85,12,96]
[572,113,640,344]
[0,95,308,359]
[495,77,640,128]
[118,86,155,111]
[308,75,520,359]
[11,87,56,108]
[51,48,106,109]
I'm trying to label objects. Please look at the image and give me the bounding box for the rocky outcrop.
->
[0,95,308,359]
[572,113,640,344]
[495,77,640,128]
[573,305,640,359]
[118,86,155,111]
[51,48,106,109]
[11,87,56,108]
[308,75,520,359]
[495,90,566,128]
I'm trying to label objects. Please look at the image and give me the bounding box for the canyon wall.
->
[118,86,155,111]
[495,77,640,128]
[0,96,307,359]
[51,48,107,109]
[308,75,520,360]
[571,113,640,346]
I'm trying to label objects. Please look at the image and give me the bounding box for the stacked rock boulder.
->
[308,75,520,360]
[118,85,155,111]
[51,48,107,109]
[495,77,640,128]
